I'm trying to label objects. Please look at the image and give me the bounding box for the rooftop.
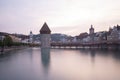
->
[40,22,51,34]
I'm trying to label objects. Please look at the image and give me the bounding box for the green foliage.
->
[3,35,13,47]
[1,35,36,47]
[0,40,2,46]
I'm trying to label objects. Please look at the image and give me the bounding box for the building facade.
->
[29,31,33,43]
[89,25,95,42]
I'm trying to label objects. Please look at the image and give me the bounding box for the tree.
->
[3,35,13,47]
[0,40,2,46]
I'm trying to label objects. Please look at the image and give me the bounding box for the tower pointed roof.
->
[40,22,51,34]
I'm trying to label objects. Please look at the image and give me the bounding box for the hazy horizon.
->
[0,0,120,36]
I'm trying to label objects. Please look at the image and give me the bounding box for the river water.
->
[0,48,120,80]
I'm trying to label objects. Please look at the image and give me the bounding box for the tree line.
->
[0,35,40,48]
[0,35,29,47]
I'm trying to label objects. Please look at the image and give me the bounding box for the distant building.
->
[96,31,107,41]
[0,36,5,41]
[0,32,21,43]
[72,37,77,42]
[0,32,8,41]
[89,25,94,35]
[61,37,67,43]
[29,31,33,43]
[89,25,95,42]
[40,22,51,48]
[76,32,88,42]
[82,36,90,43]
[21,39,29,43]
[11,33,29,43]
[9,35,21,43]
[108,25,120,41]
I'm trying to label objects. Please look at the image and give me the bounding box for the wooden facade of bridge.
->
[51,41,120,50]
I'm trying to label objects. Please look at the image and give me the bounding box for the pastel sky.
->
[0,0,120,36]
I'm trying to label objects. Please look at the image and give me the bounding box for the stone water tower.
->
[40,22,51,48]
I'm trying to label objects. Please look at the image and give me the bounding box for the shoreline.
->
[0,46,120,55]
[0,46,29,54]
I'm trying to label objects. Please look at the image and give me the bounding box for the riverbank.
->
[0,46,29,54]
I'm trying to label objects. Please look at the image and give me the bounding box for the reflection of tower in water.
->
[41,48,50,80]
[40,22,51,69]
[41,48,50,68]
[90,49,96,64]
[40,22,51,80]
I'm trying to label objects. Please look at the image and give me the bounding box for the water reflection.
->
[41,48,50,80]
[79,49,120,62]
[90,49,96,63]
[0,48,120,80]
[41,48,50,68]
[111,50,120,61]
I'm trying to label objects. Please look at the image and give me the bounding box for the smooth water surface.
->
[0,48,120,80]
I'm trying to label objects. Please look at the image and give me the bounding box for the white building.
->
[21,39,29,43]
[72,37,77,43]
[61,38,67,43]
[108,25,120,41]
[0,36,5,41]
[82,36,90,43]
[9,35,21,43]
[29,31,33,43]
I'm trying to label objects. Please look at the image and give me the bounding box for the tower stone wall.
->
[41,34,51,48]
[40,22,51,48]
